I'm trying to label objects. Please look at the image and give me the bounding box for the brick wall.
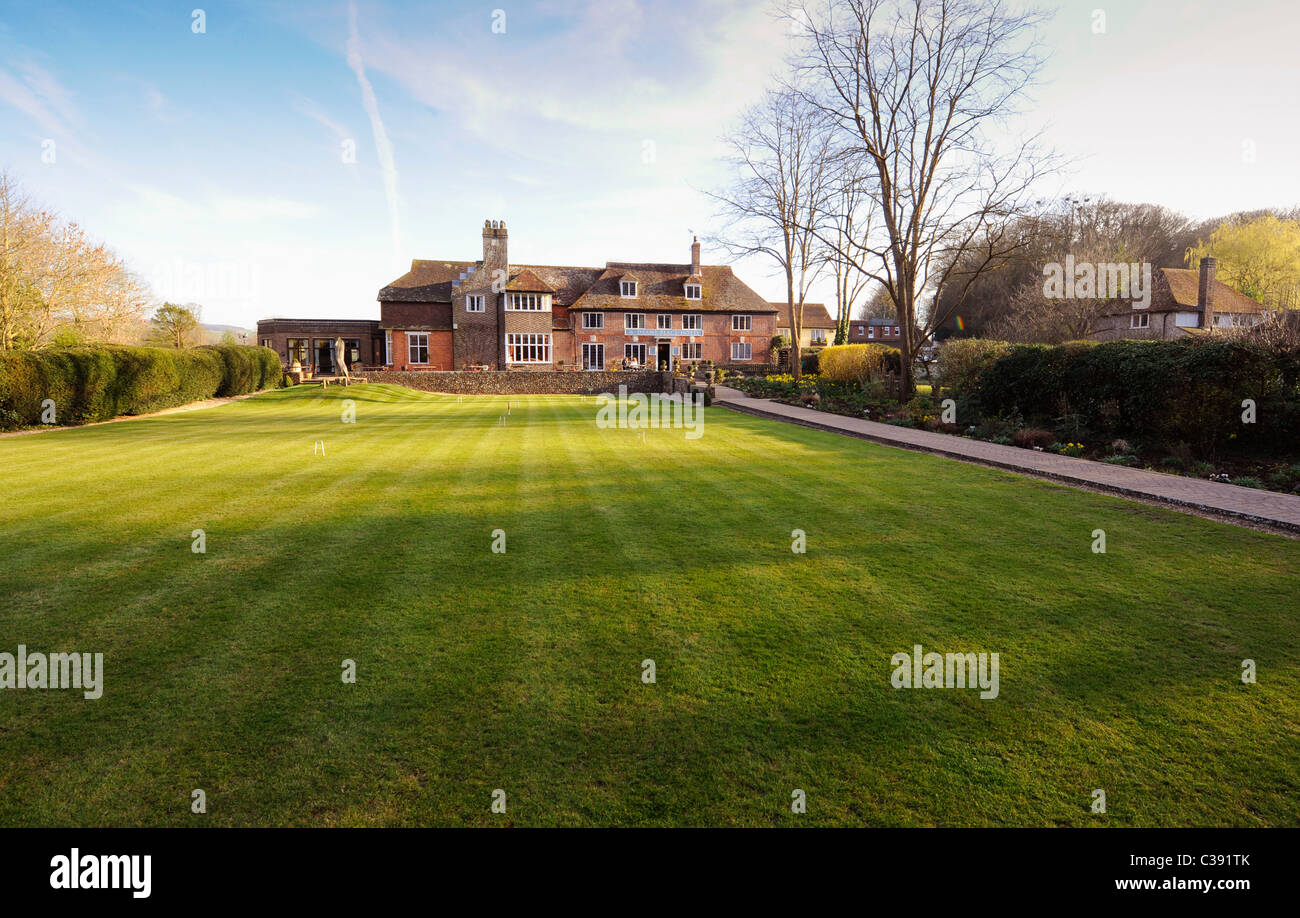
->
[364,369,666,395]
[391,330,454,370]
[570,310,776,369]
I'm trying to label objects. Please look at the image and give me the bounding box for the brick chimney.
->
[1198,256,1217,330]
[482,219,508,267]
[690,235,701,275]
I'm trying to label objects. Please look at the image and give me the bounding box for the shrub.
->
[937,338,1011,397]
[0,345,283,430]
[800,350,820,375]
[200,345,283,396]
[1231,476,1263,489]
[974,338,1299,459]
[1012,427,1057,449]
[817,344,902,386]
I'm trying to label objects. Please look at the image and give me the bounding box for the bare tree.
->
[791,0,1057,393]
[0,171,149,350]
[828,171,873,342]
[0,173,53,350]
[708,86,835,378]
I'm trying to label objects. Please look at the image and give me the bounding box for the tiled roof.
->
[509,266,603,305]
[378,260,477,302]
[772,302,835,328]
[1158,268,1267,314]
[380,257,775,313]
[506,268,556,292]
[572,263,775,313]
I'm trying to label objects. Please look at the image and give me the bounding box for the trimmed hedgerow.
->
[0,345,283,430]
[964,338,1298,457]
[200,345,283,397]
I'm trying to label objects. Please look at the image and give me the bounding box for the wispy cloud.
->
[345,1,402,260]
[0,61,79,137]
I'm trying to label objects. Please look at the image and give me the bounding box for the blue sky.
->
[1,0,1297,329]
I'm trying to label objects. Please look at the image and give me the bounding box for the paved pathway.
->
[713,387,1300,536]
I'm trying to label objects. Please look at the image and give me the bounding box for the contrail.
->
[346,1,401,260]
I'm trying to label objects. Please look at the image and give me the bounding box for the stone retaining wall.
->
[364,370,667,395]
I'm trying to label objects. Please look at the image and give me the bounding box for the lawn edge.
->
[716,400,1300,539]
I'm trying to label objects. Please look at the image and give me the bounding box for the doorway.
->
[316,340,334,375]
[656,340,671,371]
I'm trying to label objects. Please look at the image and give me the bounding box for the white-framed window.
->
[507,293,547,311]
[868,326,876,338]
[683,313,702,330]
[582,312,604,329]
[625,313,646,330]
[893,326,900,336]
[384,331,392,365]
[409,333,429,364]
[506,333,552,364]
[1131,313,1150,329]
[685,283,701,300]
[656,314,672,330]
[810,328,827,345]
[620,280,638,298]
[732,314,752,331]
[625,343,647,365]
[681,342,702,360]
[581,342,605,370]
[731,342,752,361]
[466,295,484,312]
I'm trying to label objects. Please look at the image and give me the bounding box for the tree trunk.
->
[787,268,802,381]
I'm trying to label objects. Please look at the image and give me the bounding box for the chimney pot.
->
[482,218,508,266]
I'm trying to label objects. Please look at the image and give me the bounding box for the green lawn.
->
[1,384,1296,826]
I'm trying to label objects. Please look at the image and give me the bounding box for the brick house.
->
[773,302,835,348]
[258,220,777,372]
[848,318,904,344]
[376,221,776,370]
[1091,257,1271,341]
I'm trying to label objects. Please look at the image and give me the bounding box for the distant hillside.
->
[200,323,254,344]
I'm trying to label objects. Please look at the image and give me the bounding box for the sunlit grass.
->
[1,384,1296,826]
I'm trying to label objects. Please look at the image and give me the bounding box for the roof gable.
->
[506,268,555,293]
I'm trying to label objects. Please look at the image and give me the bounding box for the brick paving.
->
[713,387,1300,536]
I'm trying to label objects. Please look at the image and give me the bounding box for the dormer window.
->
[685,283,701,300]
[620,280,638,298]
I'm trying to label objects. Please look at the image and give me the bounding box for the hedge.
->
[959,338,1299,456]
[818,344,902,384]
[0,345,283,430]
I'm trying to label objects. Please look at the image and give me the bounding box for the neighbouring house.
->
[258,221,777,372]
[773,302,836,349]
[848,318,904,344]
[1091,257,1271,341]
